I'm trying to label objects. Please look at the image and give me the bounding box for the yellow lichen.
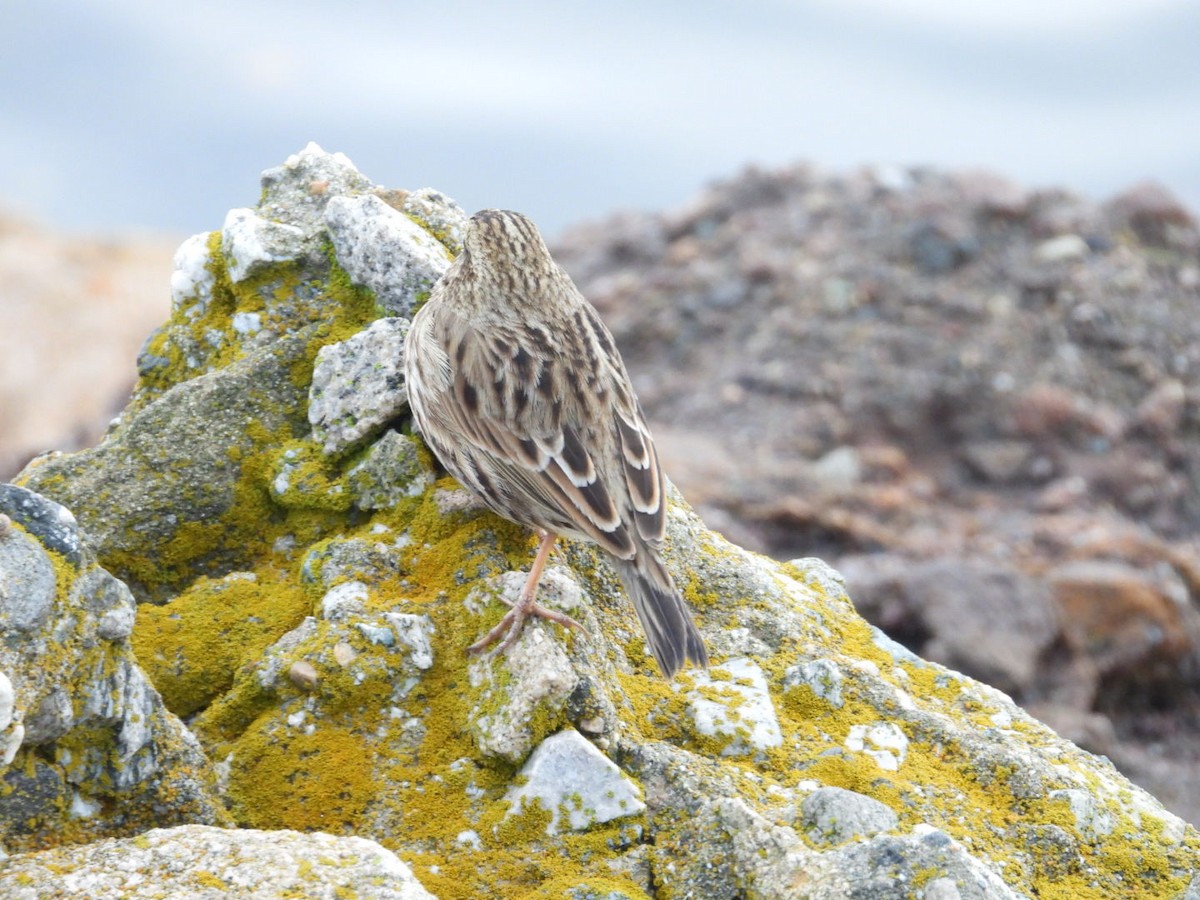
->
[132,570,311,718]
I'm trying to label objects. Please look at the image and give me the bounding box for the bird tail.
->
[612,551,708,678]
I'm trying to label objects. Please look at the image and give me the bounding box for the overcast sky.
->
[3,0,1198,238]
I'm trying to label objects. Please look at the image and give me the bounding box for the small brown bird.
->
[404,209,708,677]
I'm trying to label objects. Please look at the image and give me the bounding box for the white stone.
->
[69,790,101,819]
[1034,233,1089,263]
[455,829,482,851]
[845,722,908,771]
[384,613,435,670]
[170,232,215,315]
[504,729,645,835]
[285,141,359,174]
[232,311,262,335]
[321,581,369,621]
[221,208,307,282]
[0,670,22,766]
[685,657,782,756]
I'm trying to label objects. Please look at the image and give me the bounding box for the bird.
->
[404,208,708,677]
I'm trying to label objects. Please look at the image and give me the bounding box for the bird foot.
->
[468,590,588,657]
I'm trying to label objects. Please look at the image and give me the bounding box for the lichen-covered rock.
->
[504,729,645,835]
[800,785,899,846]
[0,825,435,899]
[9,146,1200,898]
[325,193,455,317]
[309,316,412,455]
[0,486,225,852]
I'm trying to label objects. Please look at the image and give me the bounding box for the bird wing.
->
[427,304,666,560]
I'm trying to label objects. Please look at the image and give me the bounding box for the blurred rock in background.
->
[0,213,177,479]
[552,164,1200,825]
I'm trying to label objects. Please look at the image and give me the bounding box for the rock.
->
[1033,234,1089,263]
[221,207,308,283]
[20,327,317,601]
[7,147,1199,897]
[909,218,979,273]
[466,569,580,764]
[397,187,469,255]
[325,193,455,317]
[1104,180,1197,248]
[0,825,435,900]
[839,555,1061,698]
[308,317,412,455]
[1048,560,1200,682]
[0,488,224,851]
[684,657,782,757]
[1132,378,1187,438]
[800,786,899,846]
[0,482,85,564]
[346,430,435,509]
[503,729,645,835]
[961,439,1036,484]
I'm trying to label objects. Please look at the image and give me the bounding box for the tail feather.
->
[612,552,708,678]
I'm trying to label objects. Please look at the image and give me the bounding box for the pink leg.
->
[468,531,588,655]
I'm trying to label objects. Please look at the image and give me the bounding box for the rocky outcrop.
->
[0,485,225,852]
[0,825,434,899]
[2,145,1198,898]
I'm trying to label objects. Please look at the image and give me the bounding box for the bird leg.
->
[468,530,588,656]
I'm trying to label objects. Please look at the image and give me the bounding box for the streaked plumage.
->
[404,209,708,677]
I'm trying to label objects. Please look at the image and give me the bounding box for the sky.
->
[2,0,1199,239]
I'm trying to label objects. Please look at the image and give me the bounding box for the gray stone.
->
[505,729,645,835]
[325,193,452,318]
[0,527,57,633]
[800,786,899,846]
[72,566,137,641]
[20,328,313,601]
[309,317,411,455]
[302,536,404,588]
[258,141,374,238]
[400,187,468,254]
[467,569,580,764]
[0,484,84,565]
[813,827,1023,900]
[347,431,434,509]
[0,825,435,900]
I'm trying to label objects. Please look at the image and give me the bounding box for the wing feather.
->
[424,308,640,557]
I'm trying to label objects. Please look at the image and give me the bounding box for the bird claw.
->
[468,596,588,657]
